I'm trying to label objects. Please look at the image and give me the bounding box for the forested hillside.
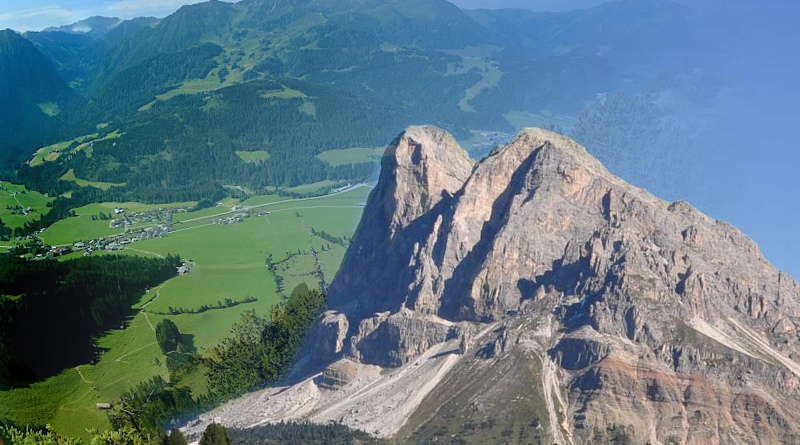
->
[0,0,718,206]
[0,254,180,387]
[0,30,80,167]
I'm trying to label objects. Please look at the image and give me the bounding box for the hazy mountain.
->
[43,16,123,39]
[101,17,160,48]
[89,0,497,88]
[0,30,78,165]
[27,17,160,89]
[13,0,712,205]
[467,0,712,69]
[185,126,800,445]
[24,31,100,86]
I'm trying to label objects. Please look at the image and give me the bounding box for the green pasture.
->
[316,146,384,166]
[0,182,54,229]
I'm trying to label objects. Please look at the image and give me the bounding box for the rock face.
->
[322,125,800,445]
[186,126,800,445]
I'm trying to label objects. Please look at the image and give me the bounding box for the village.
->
[107,206,190,229]
[22,183,370,261]
[207,205,253,226]
[34,207,183,259]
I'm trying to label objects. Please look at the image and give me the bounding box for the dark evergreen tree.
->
[165,428,189,445]
[155,319,182,354]
[200,424,232,445]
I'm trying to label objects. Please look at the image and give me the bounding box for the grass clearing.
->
[317,146,384,166]
[29,133,98,166]
[0,181,54,229]
[457,61,502,113]
[30,131,123,166]
[60,169,126,191]
[235,150,270,163]
[299,101,316,117]
[261,86,307,99]
[37,102,61,116]
[286,179,339,194]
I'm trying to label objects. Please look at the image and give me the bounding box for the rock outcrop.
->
[187,126,800,445]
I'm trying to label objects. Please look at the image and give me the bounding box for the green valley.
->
[0,185,369,437]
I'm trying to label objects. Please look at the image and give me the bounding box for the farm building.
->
[96,403,112,410]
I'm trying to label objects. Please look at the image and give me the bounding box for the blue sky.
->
[0,0,226,31]
[0,0,615,31]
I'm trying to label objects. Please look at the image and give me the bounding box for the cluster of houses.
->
[73,224,173,256]
[331,183,353,194]
[5,205,34,216]
[108,206,190,229]
[207,212,250,226]
[177,262,192,275]
[45,245,73,258]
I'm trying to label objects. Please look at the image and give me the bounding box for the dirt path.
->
[178,183,369,225]
[14,195,31,223]
[142,284,165,309]
[75,365,91,384]
[124,246,165,258]
[143,311,155,331]
[115,342,158,363]
[140,284,166,331]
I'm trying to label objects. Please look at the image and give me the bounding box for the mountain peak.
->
[378,125,473,230]
[189,126,800,444]
[43,16,123,38]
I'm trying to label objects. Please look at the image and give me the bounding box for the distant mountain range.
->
[2,0,722,202]
[43,16,125,38]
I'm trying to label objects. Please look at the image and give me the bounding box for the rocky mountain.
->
[185,126,800,445]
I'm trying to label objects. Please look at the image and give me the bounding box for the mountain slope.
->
[0,30,77,164]
[467,0,711,69]
[43,16,123,39]
[26,17,160,88]
[25,31,101,86]
[184,126,800,445]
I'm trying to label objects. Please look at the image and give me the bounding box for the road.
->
[13,194,31,223]
[177,183,370,225]
[171,205,366,234]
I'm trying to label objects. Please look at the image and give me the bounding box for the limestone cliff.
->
[186,126,800,445]
[326,125,800,444]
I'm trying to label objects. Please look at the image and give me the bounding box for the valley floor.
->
[0,185,371,438]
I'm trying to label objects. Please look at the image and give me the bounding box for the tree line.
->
[0,254,181,387]
[106,283,327,437]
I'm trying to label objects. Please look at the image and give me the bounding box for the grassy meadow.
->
[0,182,53,230]
[317,146,384,166]
[0,186,370,437]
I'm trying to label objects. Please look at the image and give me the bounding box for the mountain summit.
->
[183,127,800,443]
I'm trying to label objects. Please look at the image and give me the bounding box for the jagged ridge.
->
[187,126,800,445]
